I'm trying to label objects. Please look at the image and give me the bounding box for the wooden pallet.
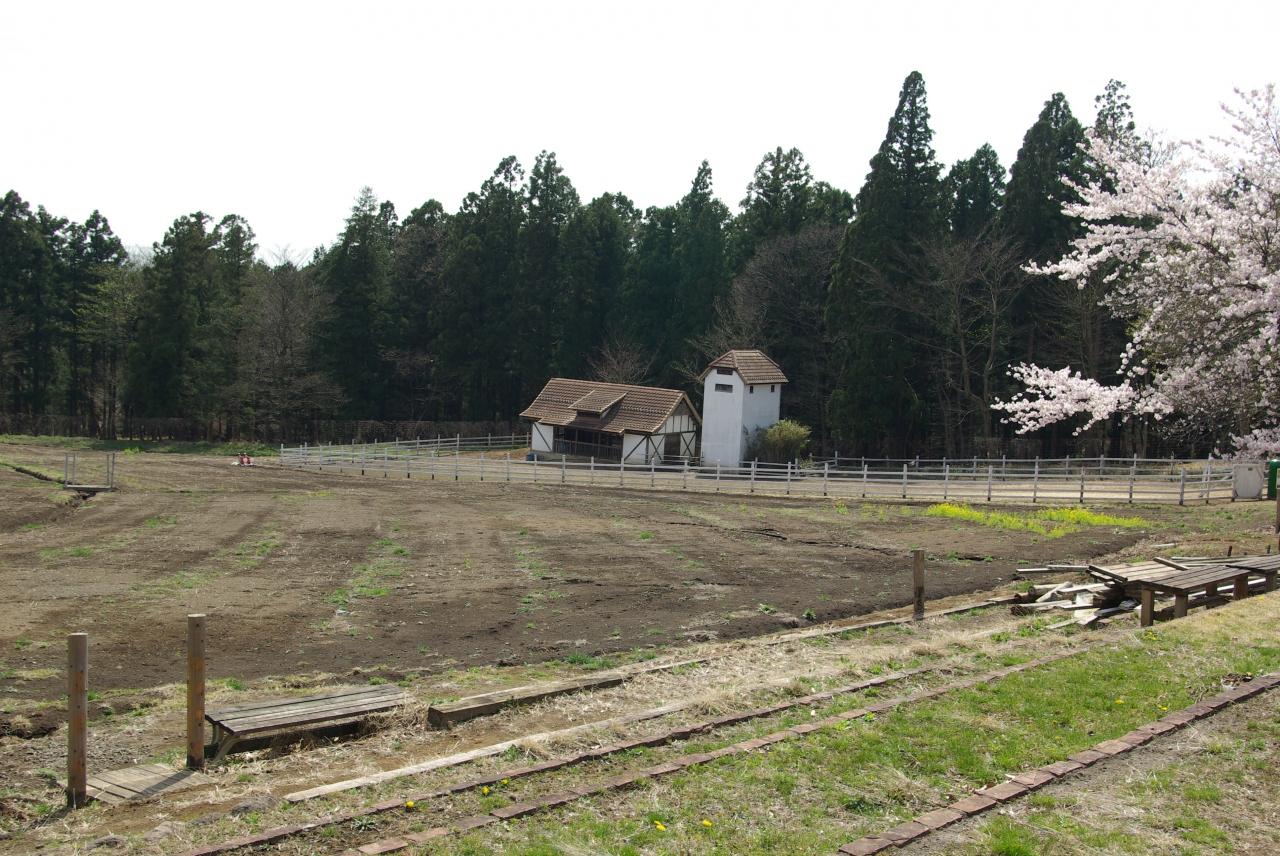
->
[75,764,211,805]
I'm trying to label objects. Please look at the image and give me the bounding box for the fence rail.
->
[279,438,1251,505]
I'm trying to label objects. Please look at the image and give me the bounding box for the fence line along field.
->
[280,434,1251,505]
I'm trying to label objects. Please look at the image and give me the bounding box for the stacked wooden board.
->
[1014,553,1279,627]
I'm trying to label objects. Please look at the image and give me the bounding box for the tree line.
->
[1,73,1153,455]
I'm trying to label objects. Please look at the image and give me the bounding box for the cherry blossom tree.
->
[994,86,1280,457]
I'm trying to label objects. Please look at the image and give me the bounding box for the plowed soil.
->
[0,443,1159,736]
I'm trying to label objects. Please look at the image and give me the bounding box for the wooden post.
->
[1203,459,1211,504]
[1128,455,1136,504]
[1078,465,1085,504]
[479,453,485,481]
[715,462,721,492]
[506,452,511,483]
[785,461,792,496]
[901,462,907,499]
[1032,456,1039,504]
[1139,588,1154,627]
[589,456,595,486]
[186,614,206,770]
[943,463,949,500]
[1173,593,1189,618]
[682,459,688,490]
[912,550,925,620]
[66,632,88,808]
[454,450,460,481]
[750,459,757,494]
[823,461,829,497]
[649,457,655,488]
[561,454,567,484]
[862,461,868,498]
[619,456,624,487]
[987,465,994,502]
[1232,574,1250,600]
[1178,468,1186,506]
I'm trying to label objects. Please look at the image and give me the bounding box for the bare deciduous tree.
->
[588,333,654,385]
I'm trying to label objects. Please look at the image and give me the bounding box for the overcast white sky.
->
[3,1,1277,258]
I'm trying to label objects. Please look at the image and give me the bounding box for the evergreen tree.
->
[946,144,1006,239]
[826,71,947,452]
[665,161,730,383]
[315,188,397,418]
[555,193,638,378]
[517,151,579,401]
[63,211,127,431]
[386,200,449,419]
[1002,93,1088,369]
[439,158,526,419]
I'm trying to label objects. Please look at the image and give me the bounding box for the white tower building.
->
[698,350,788,467]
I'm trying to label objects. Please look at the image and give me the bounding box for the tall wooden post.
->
[67,633,88,808]
[186,614,207,771]
[912,550,925,620]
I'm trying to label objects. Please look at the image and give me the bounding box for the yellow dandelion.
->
[481,786,491,796]
[1114,698,1125,704]
[502,778,510,785]
[654,821,666,832]
[702,819,713,828]
[405,800,415,810]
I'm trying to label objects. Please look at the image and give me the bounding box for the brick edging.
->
[833,670,1280,855]
[255,649,1095,856]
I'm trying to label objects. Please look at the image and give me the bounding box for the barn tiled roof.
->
[700,350,788,384]
[520,378,700,435]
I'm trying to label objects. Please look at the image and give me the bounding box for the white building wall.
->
[701,371,745,466]
[531,423,554,454]
[622,432,648,463]
[742,382,782,441]
[701,372,783,466]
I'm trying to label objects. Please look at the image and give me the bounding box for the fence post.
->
[716,462,721,492]
[750,459,757,494]
[479,453,485,482]
[862,462,868,498]
[562,454,567,484]
[454,450,460,481]
[785,461,792,495]
[1128,455,1136,503]
[682,459,688,490]
[987,465,994,502]
[943,463,950,500]
[901,462,907,499]
[1178,468,1186,505]
[912,550,925,620]
[823,461,829,497]
[1032,457,1040,504]
[590,456,595,486]
[506,452,511,483]
[1001,454,1006,478]
[186,614,206,771]
[66,632,88,809]
[456,434,461,453]
[1203,459,1211,504]
[650,457,655,488]
[533,455,538,483]
[619,456,624,487]
[1078,463,1085,504]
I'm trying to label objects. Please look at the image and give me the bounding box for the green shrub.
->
[749,419,811,464]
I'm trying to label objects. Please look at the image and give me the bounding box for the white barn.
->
[698,350,788,467]
[520,378,700,465]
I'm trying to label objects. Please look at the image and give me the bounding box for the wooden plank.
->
[217,697,407,735]
[208,689,408,728]
[429,675,624,727]
[207,685,404,719]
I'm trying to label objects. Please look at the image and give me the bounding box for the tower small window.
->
[749,385,755,393]
[714,383,732,393]
[715,367,733,375]
[770,384,775,392]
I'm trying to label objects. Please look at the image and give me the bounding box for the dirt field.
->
[0,442,1216,738]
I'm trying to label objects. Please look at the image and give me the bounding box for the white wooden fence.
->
[279,438,1247,505]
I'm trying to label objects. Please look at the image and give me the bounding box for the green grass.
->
[439,598,1280,855]
[924,502,1147,538]
[327,537,410,606]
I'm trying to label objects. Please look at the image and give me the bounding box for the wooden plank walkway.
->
[78,764,211,805]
